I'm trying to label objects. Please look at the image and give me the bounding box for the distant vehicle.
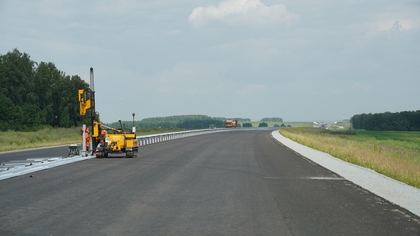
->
[225,119,238,128]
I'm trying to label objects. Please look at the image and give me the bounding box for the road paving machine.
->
[78,67,138,158]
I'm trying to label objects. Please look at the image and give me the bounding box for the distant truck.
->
[225,119,238,128]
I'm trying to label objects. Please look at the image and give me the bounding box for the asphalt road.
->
[0,130,419,235]
[0,145,70,163]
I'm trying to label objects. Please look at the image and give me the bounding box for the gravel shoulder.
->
[271,130,420,217]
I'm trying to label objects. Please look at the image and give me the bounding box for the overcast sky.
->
[1,0,419,123]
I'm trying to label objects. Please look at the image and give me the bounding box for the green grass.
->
[280,127,420,188]
[354,130,420,143]
[0,127,81,152]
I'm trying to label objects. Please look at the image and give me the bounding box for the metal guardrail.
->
[0,156,96,181]
[0,128,230,180]
[137,128,228,146]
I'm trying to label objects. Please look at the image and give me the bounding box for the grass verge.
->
[280,127,420,189]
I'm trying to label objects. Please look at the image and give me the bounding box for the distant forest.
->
[350,111,420,131]
[0,48,284,131]
[261,117,283,122]
[0,49,90,131]
[108,115,231,129]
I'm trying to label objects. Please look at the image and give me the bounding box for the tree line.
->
[350,110,420,131]
[261,117,283,122]
[109,115,226,130]
[0,48,276,131]
[0,49,90,131]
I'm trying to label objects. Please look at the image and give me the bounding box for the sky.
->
[0,0,419,123]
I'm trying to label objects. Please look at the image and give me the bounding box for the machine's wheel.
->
[132,150,138,158]
[126,150,138,158]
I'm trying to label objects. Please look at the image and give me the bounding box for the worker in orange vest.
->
[96,128,107,142]
[86,127,90,152]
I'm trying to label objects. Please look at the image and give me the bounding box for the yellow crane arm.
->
[78,89,91,115]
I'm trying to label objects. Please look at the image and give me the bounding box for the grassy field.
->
[0,127,184,153]
[280,127,420,189]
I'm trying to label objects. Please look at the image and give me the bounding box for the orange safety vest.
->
[96,129,106,141]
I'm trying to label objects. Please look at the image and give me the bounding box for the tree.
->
[0,93,17,130]
[0,49,36,107]
[258,122,268,127]
[350,110,420,131]
[0,48,90,131]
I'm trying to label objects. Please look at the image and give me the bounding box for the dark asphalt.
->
[0,145,71,163]
[0,130,419,235]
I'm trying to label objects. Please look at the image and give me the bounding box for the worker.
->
[97,139,104,148]
[94,137,106,157]
[97,128,107,141]
[86,127,90,152]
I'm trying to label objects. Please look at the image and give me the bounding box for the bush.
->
[258,122,268,127]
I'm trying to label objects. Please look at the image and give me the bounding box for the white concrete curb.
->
[271,130,420,217]
[0,155,96,181]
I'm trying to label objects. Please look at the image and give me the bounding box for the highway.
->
[0,145,70,163]
[0,129,419,235]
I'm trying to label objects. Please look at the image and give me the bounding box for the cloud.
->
[352,82,372,94]
[363,17,418,37]
[236,84,266,95]
[188,0,298,27]
[142,62,229,94]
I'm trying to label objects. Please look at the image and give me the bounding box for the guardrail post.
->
[81,124,87,157]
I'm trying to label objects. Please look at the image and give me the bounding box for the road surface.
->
[0,129,419,235]
[0,145,69,163]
